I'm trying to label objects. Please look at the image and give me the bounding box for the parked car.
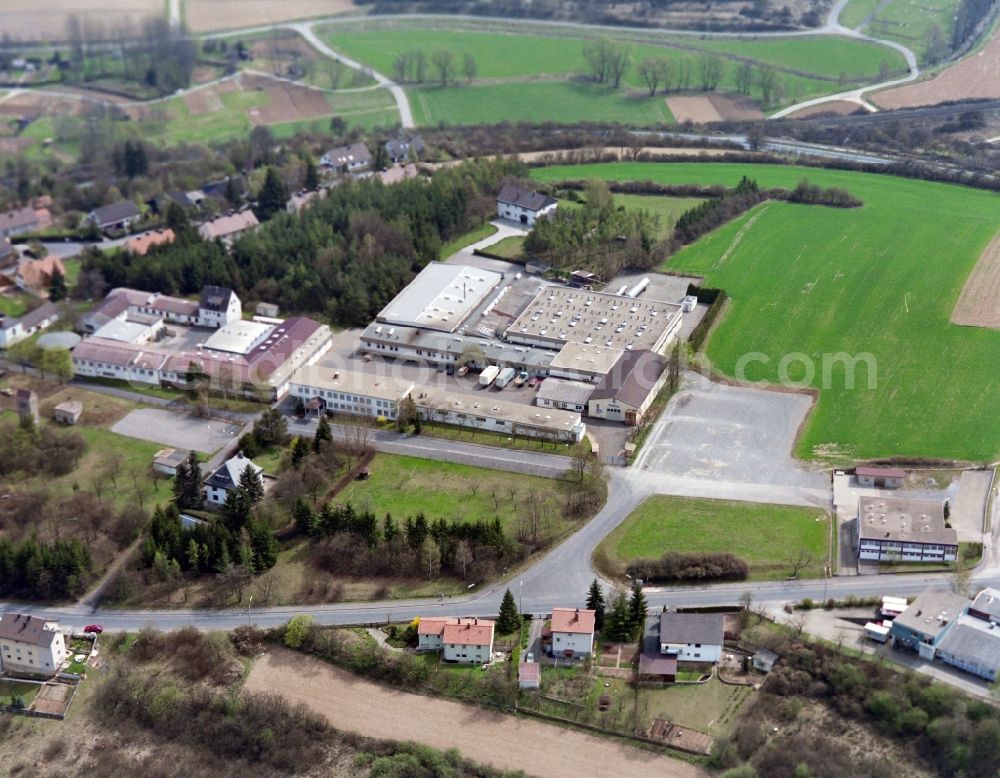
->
[457,365,469,376]
[527,377,540,388]
[83,624,103,634]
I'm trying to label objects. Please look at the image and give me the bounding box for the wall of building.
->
[443,643,492,664]
[858,539,957,562]
[551,631,593,657]
[936,649,999,682]
[661,642,722,663]
[0,634,65,676]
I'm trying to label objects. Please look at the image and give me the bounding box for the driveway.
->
[111,408,243,453]
[631,372,828,505]
[951,470,993,542]
[247,649,706,778]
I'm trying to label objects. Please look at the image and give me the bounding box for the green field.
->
[324,24,907,123]
[335,453,570,536]
[867,0,959,62]
[612,193,706,237]
[440,222,498,258]
[533,162,1000,461]
[840,0,883,30]
[596,495,829,581]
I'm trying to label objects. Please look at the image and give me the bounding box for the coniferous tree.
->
[304,157,319,190]
[586,578,606,631]
[604,590,632,643]
[497,587,520,635]
[628,584,648,639]
[256,166,289,221]
[314,415,332,453]
[48,269,67,301]
[238,463,265,505]
[181,450,203,509]
[290,436,310,467]
[249,520,278,572]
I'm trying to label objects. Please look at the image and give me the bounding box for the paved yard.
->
[247,649,707,778]
[631,372,828,503]
[951,470,993,542]
[111,408,242,453]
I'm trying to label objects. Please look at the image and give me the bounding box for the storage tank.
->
[626,277,650,298]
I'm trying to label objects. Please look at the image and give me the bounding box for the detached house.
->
[320,142,372,173]
[10,255,66,294]
[197,285,242,328]
[416,617,452,651]
[384,135,424,163]
[658,612,724,663]
[87,200,141,233]
[443,618,495,664]
[203,452,262,505]
[0,301,60,348]
[198,209,259,246]
[0,203,52,239]
[0,613,67,677]
[549,607,596,658]
[496,184,557,227]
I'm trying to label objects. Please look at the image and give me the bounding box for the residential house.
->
[0,301,60,348]
[588,350,667,426]
[384,135,424,163]
[52,400,83,425]
[416,617,452,652]
[889,589,971,660]
[9,255,65,294]
[496,184,557,227]
[0,203,52,240]
[203,451,262,505]
[0,613,67,677]
[320,142,372,173]
[855,466,905,489]
[198,209,259,245]
[125,228,175,256]
[549,607,596,658]
[442,618,495,664]
[87,200,141,233]
[856,496,958,563]
[197,285,242,328]
[658,612,724,663]
[535,379,593,413]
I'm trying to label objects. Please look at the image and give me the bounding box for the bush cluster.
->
[626,550,748,583]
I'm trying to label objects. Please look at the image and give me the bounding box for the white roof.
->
[203,320,274,355]
[92,318,156,343]
[376,262,503,333]
[291,366,414,403]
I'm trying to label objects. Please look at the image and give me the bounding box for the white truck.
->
[479,365,500,387]
[494,367,517,389]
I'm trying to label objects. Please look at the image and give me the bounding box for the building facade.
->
[856,496,958,563]
[496,184,557,226]
[442,619,495,664]
[658,612,724,663]
[0,614,66,677]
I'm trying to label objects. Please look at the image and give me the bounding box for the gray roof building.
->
[892,589,970,642]
[535,378,594,408]
[589,349,665,409]
[89,200,141,228]
[936,615,1000,681]
[659,612,724,647]
[857,496,957,548]
[385,135,424,162]
[0,613,59,646]
[497,184,557,212]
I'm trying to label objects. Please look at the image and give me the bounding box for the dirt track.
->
[186,0,357,32]
[951,227,1000,330]
[874,28,1000,109]
[246,650,707,778]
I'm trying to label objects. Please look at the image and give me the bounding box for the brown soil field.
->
[183,78,238,115]
[250,31,322,64]
[875,28,1000,108]
[243,74,332,124]
[0,1,163,41]
[246,649,708,778]
[0,92,84,119]
[785,100,863,119]
[951,227,1000,330]
[186,0,358,33]
[666,94,763,123]
[0,137,33,155]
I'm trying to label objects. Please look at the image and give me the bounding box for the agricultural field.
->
[865,0,959,63]
[0,0,162,41]
[839,0,883,29]
[323,23,908,122]
[186,0,358,33]
[532,161,1000,462]
[595,495,830,581]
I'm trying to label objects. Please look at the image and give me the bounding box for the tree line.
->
[626,550,749,584]
[82,158,525,327]
[0,536,91,600]
[391,48,478,86]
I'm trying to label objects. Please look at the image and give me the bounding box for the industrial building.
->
[289,366,414,420]
[535,378,594,412]
[588,350,667,426]
[856,496,958,563]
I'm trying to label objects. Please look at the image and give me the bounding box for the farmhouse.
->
[496,184,557,227]
[125,228,175,256]
[0,203,52,239]
[320,142,372,172]
[856,496,958,563]
[203,452,262,506]
[87,200,141,232]
[289,366,414,420]
[442,618,495,664]
[198,209,259,245]
[587,349,667,426]
[658,612,724,663]
[0,613,67,677]
[375,262,503,334]
[0,301,60,348]
[549,608,596,658]
[855,466,905,489]
[535,378,593,412]
[385,135,424,163]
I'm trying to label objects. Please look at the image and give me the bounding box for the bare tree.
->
[430,49,455,87]
[758,66,779,105]
[786,548,813,578]
[454,539,473,579]
[699,56,724,91]
[462,53,477,83]
[638,57,662,96]
[218,564,252,603]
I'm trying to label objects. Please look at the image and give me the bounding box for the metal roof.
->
[376,262,503,333]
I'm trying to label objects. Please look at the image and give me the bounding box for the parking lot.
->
[111,408,243,453]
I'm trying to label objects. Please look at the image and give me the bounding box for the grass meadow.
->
[533,162,1000,462]
[596,495,830,581]
[866,0,959,63]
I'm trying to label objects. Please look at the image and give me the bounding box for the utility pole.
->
[247,594,253,627]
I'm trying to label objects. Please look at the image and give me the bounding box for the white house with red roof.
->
[442,618,495,664]
[549,607,596,658]
[416,617,452,652]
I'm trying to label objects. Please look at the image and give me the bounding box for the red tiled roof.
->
[126,228,175,256]
[16,255,65,289]
[199,210,258,240]
[442,618,494,647]
[417,617,450,636]
[550,607,596,635]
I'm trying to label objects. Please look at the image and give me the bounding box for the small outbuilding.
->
[52,400,83,425]
[855,466,905,489]
[752,649,780,673]
[153,448,190,476]
[518,661,541,690]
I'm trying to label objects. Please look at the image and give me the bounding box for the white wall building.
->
[289,367,414,421]
[203,452,262,506]
[442,618,495,664]
[549,608,596,658]
[496,184,557,227]
[197,286,242,328]
[658,612,724,663]
[856,496,958,563]
[0,613,67,677]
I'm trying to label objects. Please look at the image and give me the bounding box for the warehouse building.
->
[535,378,594,412]
[289,366,414,420]
[856,496,958,563]
[588,350,667,426]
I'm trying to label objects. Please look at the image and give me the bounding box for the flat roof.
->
[92,318,155,343]
[548,342,624,376]
[856,466,906,478]
[970,588,1000,622]
[416,385,582,434]
[536,378,594,406]
[893,589,970,639]
[203,320,274,355]
[291,366,414,403]
[506,285,683,351]
[377,262,503,333]
[858,496,957,546]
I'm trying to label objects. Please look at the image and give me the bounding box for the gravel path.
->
[246,650,706,778]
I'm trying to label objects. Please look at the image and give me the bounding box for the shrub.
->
[625,551,748,583]
[283,615,315,649]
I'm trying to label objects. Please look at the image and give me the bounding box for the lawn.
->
[639,677,753,736]
[840,0,884,29]
[0,293,31,317]
[867,0,959,63]
[612,193,706,238]
[532,161,1000,462]
[484,235,524,259]
[596,495,830,581]
[335,453,566,535]
[440,222,498,258]
[0,680,41,707]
